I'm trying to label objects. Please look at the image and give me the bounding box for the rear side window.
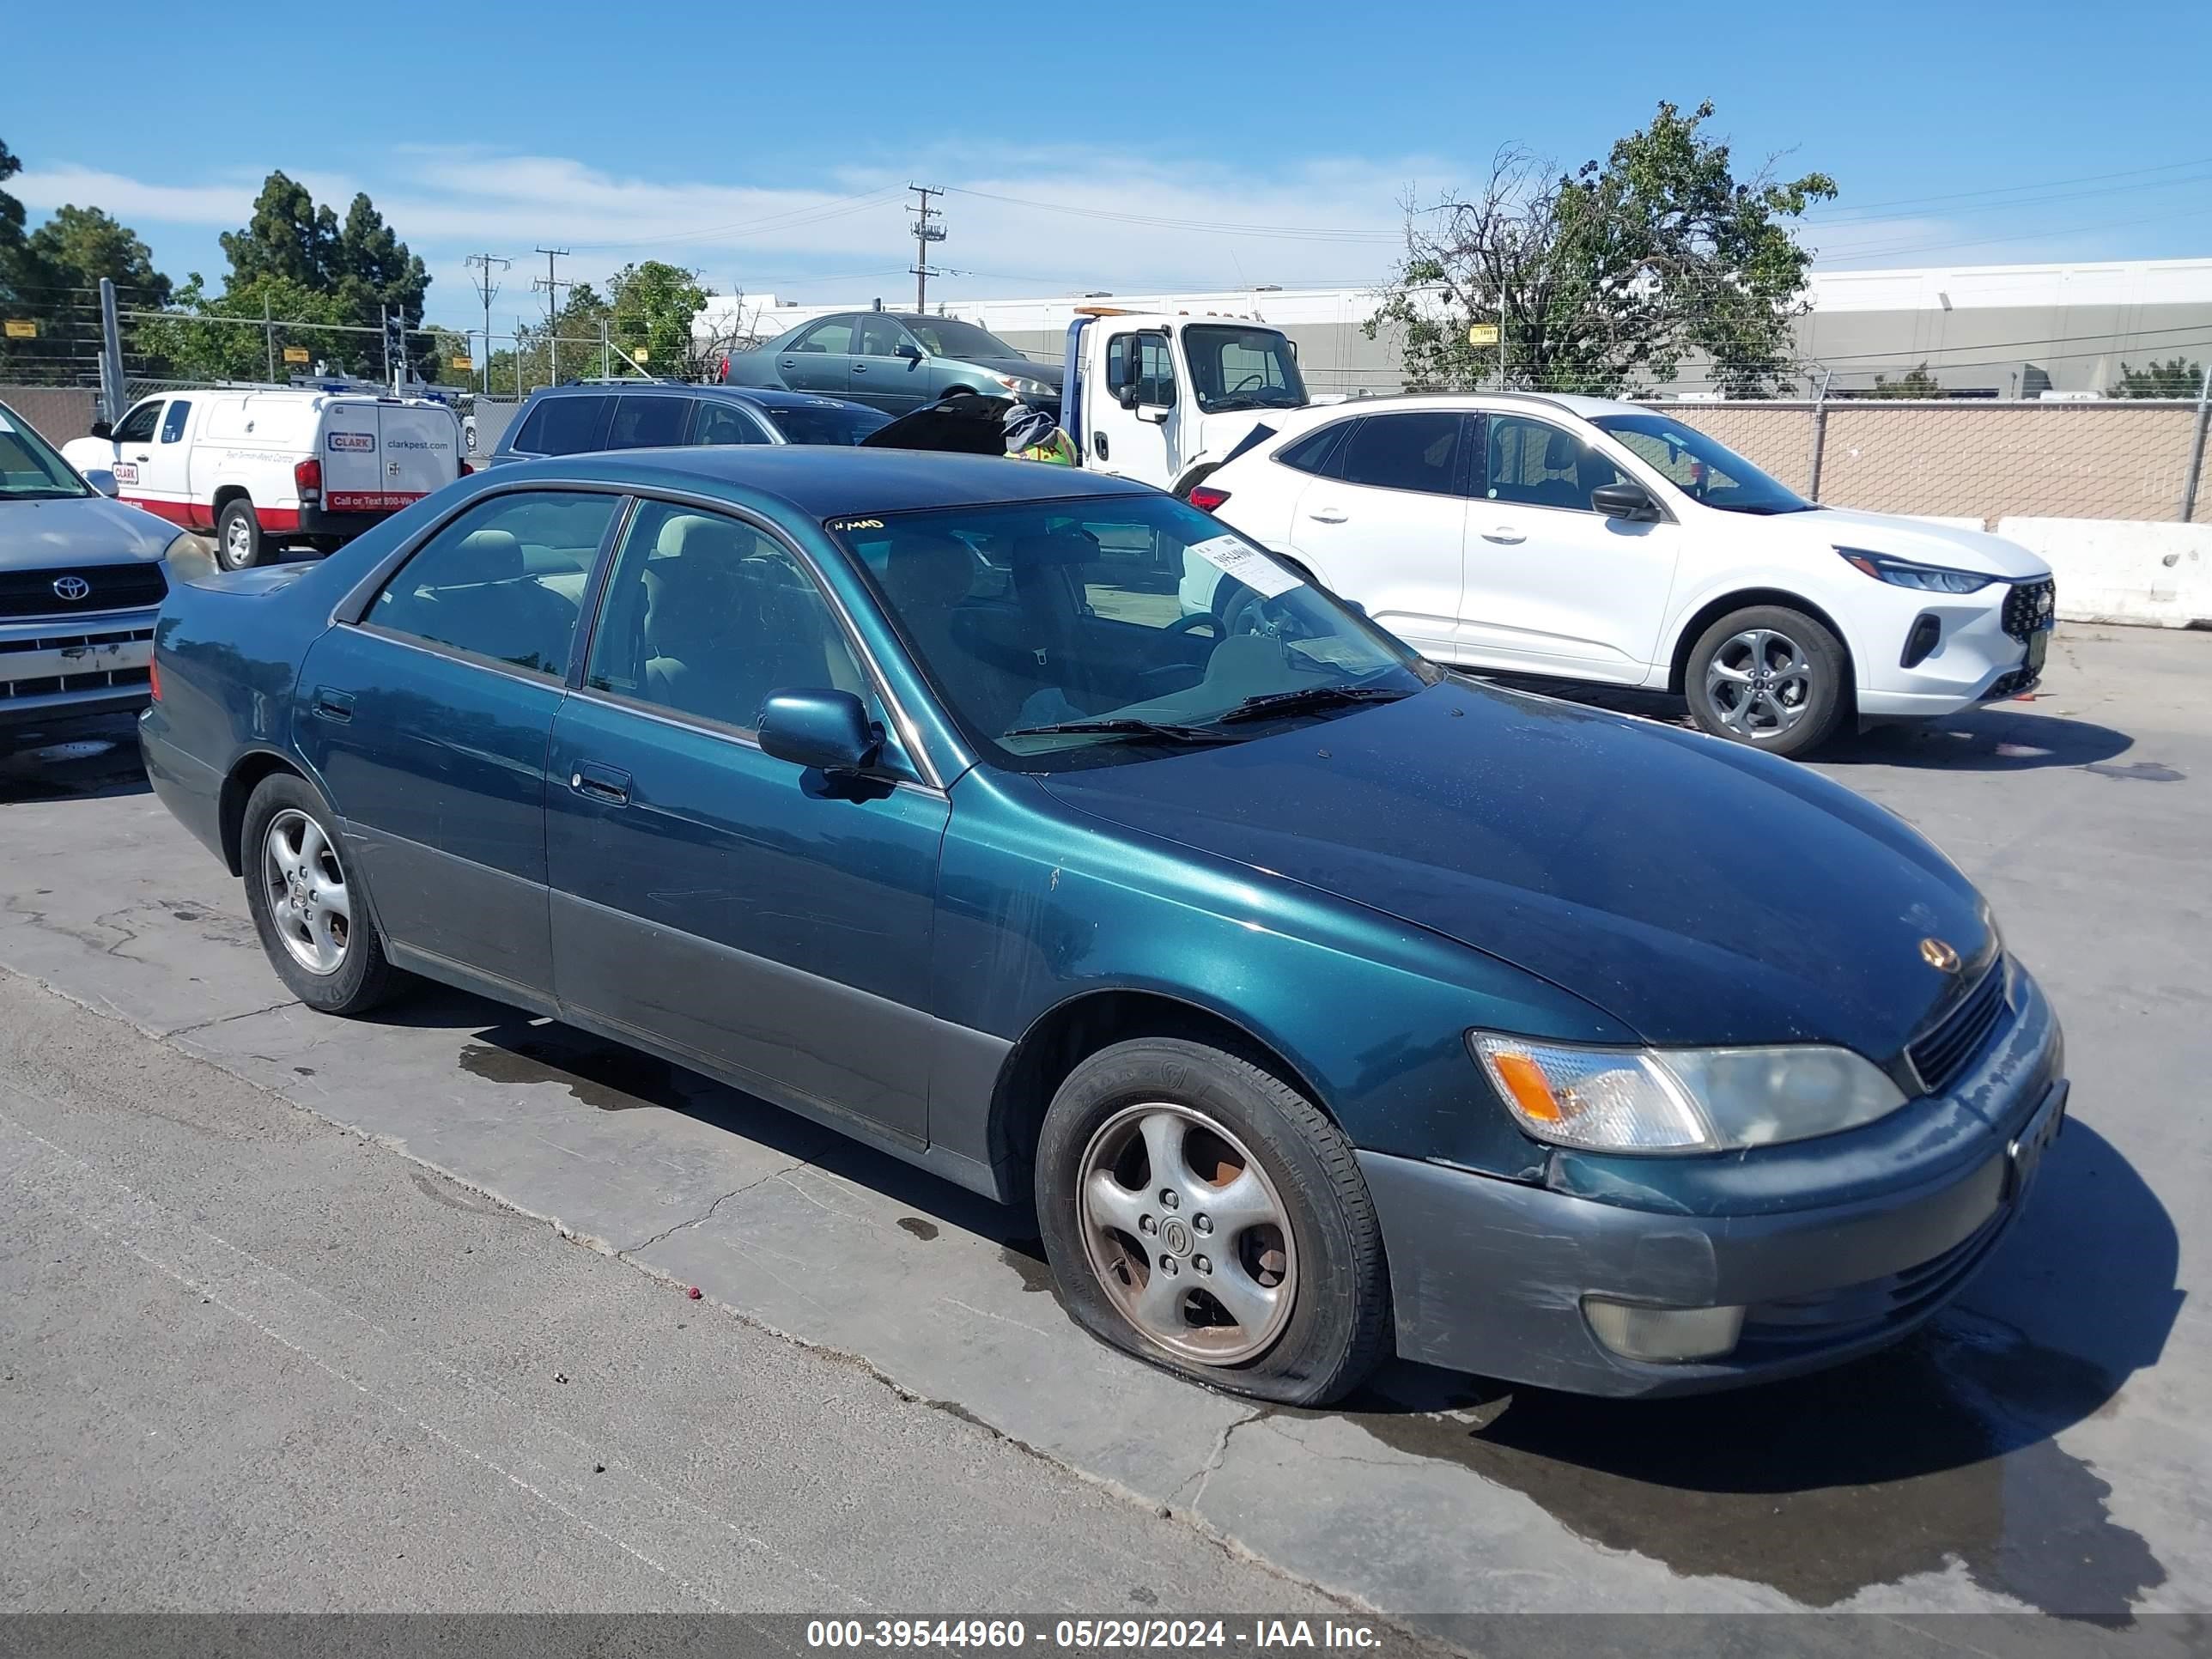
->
[791,318,854,355]
[696,401,772,445]
[1275,421,1350,478]
[1337,412,1464,497]
[370,489,619,677]
[514,394,609,456]
[160,400,191,443]
[607,395,690,449]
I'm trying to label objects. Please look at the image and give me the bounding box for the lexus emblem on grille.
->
[52,575,91,602]
[1920,937,1962,974]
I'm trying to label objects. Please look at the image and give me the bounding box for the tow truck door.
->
[1084,327,1179,489]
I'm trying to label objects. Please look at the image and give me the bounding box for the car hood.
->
[2,492,177,567]
[1037,679,1994,1061]
[1772,505,2051,580]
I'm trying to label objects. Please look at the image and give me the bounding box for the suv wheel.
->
[1685,603,1849,758]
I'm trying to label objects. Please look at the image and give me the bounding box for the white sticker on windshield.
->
[1192,533,1302,599]
[0,410,14,433]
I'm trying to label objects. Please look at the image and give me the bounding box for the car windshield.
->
[832,494,1431,772]
[0,406,94,500]
[1590,412,1818,515]
[763,403,893,446]
[1182,325,1309,413]
[908,319,1025,362]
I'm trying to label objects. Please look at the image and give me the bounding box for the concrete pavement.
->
[1,624,2207,1638]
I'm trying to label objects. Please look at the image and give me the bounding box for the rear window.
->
[514,394,609,456]
[607,395,690,449]
[763,403,892,446]
[1337,412,1464,496]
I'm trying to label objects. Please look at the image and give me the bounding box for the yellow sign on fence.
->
[283,345,311,365]
[451,356,474,371]
[3,319,36,339]
[633,346,650,363]
[1466,323,1500,347]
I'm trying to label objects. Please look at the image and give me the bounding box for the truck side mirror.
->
[1116,381,1141,410]
[89,419,113,440]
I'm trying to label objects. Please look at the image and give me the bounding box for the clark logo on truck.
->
[327,430,377,452]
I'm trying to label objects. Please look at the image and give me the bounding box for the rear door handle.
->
[568,762,632,805]
[1481,527,1526,544]
[1308,507,1348,524]
[779,358,798,369]
[851,363,869,374]
[312,686,355,722]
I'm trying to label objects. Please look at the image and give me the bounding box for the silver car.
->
[1,400,179,743]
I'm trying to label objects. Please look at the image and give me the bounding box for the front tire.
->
[1684,604,1849,758]
[216,498,266,571]
[240,774,407,1016]
[1035,1038,1391,1406]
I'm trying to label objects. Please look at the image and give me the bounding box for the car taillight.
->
[148,657,161,702]
[1187,484,1231,513]
[459,459,475,476]
[294,458,322,501]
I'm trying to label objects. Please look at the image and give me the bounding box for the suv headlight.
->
[1838,546,1996,594]
[1469,1032,1907,1152]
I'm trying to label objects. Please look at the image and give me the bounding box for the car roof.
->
[489,445,1155,521]
[1263,390,1653,429]
[520,381,859,412]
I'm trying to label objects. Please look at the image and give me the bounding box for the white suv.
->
[1190,392,2056,757]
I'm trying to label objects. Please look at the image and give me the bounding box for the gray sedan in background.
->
[723,310,1061,417]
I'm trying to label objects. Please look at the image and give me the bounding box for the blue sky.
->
[9,0,2211,331]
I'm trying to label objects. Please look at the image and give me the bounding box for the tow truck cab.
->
[1060,312,1311,497]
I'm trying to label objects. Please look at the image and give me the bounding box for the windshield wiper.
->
[5,488,89,501]
[1211,685,1409,725]
[1000,717,1245,745]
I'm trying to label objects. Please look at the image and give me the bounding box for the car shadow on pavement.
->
[0,723,151,804]
[1320,1119,2180,1619]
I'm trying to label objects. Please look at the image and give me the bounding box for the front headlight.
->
[994,374,1055,399]
[1837,546,1996,594]
[1469,1032,1907,1153]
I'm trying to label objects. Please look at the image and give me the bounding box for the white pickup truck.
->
[1055,310,1313,497]
[63,386,462,570]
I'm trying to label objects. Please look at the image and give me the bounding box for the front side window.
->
[1590,412,1815,515]
[1339,412,1464,497]
[1182,325,1308,413]
[1108,333,1176,409]
[854,314,914,357]
[791,317,855,355]
[112,400,162,445]
[606,395,689,450]
[159,400,191,443]
[369,489,618,677]
[695,401,772,446]
[586,500,872,734]
[1484,415,1626,514]
[833,495,1427,773]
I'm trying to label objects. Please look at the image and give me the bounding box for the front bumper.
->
[1364,966,2065,1397]
[1855,576,2054,717]
[0,610,158,730]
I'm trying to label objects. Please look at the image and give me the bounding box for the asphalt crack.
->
[1169,1407,1264,1513]
[164,997,303,1038]
[617,1159,807,1255]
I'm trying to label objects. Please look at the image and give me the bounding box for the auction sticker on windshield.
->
[1192,534,1302,599]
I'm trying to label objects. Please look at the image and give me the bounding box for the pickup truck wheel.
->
[1685,604,1849,758]
[1035,1037,1390,1406]
[216,499,266,571]
[240,775,407,1016]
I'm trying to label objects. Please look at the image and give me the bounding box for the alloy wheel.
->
[262,808,351,975]
[223,514,254,567]
[1076,1102,1297,1364]
[1705,626,1815,738]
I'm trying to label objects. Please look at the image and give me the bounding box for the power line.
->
[1805,155,2212,222]
[562,185,907,252]
[909,185,945,313]
[944,185,1401,244]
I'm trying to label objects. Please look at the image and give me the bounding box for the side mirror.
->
[89,419,113,441]
[82,468,120,498]
[1591,481,1661,522]
[757,689,882,775]
[895,341,923,362]
[1115,381,1141,410]
[1134,404,1170,425]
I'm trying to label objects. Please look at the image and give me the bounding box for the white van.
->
[63,387,463,569]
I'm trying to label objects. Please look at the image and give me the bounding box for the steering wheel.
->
[1231,372,1265,393]
[1163,611,1220,638]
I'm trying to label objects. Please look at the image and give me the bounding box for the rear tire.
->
[1035,1037,1391,1406]
[1684,603,1849,758]
[240,774,408,1016]
[216,499,266,571]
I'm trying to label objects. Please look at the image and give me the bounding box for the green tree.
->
[1368,100,1835,397]
[2108,357,2203,399]
[136,272,363,382]
[0,138,39,379]
[608,260,711,378]
[1867,362,1945,398]
[217,172,432,378]
[493,284,615,393]
[27,205,172,307]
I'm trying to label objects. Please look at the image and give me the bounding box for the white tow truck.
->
[1054,309,1314,497]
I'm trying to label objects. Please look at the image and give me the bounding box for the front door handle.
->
[312,686,355,722]
[1308,507,1348,524]
[569,762,632,805]
[1092,432,1110,461]
[851,363,869,374]
[1481,527,1526,544]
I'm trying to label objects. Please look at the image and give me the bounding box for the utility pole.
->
[533,246,572,386]
[465,253,511,395]
[908,185,945,313]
